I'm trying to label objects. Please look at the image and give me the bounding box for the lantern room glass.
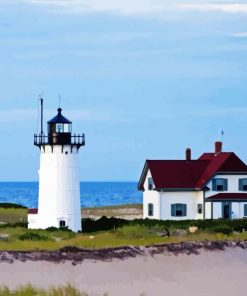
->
[55,123,72,133]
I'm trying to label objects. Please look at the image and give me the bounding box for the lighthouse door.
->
[59,220,66,228]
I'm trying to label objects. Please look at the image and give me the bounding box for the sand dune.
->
[0,248,247,296]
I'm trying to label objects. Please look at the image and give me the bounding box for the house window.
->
[244,205,247,217]
[59,220,66,228]
[171,204,187,217]
[148,203,154,216]
[212,178,228,191]
[198,204,203,214]
[148,177,154,190]
[239,179,247,191]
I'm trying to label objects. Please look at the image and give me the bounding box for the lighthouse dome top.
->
[48,108,72,124]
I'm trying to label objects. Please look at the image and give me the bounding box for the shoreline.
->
[0,240,247,264]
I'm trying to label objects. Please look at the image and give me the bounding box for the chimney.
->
[215,141,222,154]
[186,148,191,161]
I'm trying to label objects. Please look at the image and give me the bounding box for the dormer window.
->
[148,177,154,190]
[212,178,228,191]
[239,178,247,191]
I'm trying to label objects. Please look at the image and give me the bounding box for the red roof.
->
[206,193,247,201]
[196,152,247,188]
[145,160,209,189]
[28,208,38,214]
[138,152,247,190]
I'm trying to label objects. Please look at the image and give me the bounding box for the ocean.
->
[0,182,142,208]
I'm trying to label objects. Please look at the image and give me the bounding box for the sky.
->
[0,0,247,181]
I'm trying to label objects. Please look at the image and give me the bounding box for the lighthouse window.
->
[56,124,64,133]
[59,220,66,228]
[63,124,71,133]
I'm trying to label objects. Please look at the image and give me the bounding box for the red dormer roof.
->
[138,151,247,191]
[196,152,247,188]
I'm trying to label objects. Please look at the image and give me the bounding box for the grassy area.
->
[0,284,107,296]
[0,208,27,224]
[1,204,247,251]
[0,223,247,251]
[0,204,142,225]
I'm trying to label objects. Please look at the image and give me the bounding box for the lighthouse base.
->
[28,211,82,233]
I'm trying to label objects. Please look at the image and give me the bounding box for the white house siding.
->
[209,202,247,219]
[143,170,161,219]
[205,174,247,219]
[143,171,247,220]
[143,170,204,220]
[206,174,247,197]
[205,202,212,219]
[160,191,203,220]
[212,203,222,219]
[27,214,38,229]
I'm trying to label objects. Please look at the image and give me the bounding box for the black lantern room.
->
[34,106,85,149]
[48,108,72,145]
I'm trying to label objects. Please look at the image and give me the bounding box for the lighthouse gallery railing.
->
[34,134,85,146]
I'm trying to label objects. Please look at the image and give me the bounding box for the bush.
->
[46,226,73,233]
[0,222,28,229]
[18,232,49,241]
[82,216,127,233]
[211,226,233,235]
[116,224,159,239]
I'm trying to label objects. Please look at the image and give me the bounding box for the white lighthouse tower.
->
[28,100,85,232]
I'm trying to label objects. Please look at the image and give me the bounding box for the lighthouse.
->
[28,100,85,232]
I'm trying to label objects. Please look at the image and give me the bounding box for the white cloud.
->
[21,0,171,14]
[20,0,247,15]
[0,108,134,124]
[176,3,247,13]
[231,32,247,38]
[0,109,36,123]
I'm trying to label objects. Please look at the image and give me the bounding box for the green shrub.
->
[82,216,127,233]
[18,232,49,241]
[0,222,28,229]
[116,224,160,239]
[46,226,73,233]
[211,226,233,235]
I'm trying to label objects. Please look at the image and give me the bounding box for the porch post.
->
[203,191,206,220]
[211,202,214,219]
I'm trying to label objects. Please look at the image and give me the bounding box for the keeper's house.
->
[138,142,247,220]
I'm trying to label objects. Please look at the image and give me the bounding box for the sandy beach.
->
[0,247,247,296]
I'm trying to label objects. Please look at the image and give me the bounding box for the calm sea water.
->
[0,182,142,208]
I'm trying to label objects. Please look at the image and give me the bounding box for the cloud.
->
[0,108,134,124]
[21,0,172,14]
[230,32,247,38]
[176,3,247,13]
[20,1,247,15]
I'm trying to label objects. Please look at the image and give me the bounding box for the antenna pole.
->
[221,130,224,150]
[41,97,44,135]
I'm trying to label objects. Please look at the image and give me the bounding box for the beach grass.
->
[1,205,247,251]
[0,224,247,251]
[0,208,27,224]
[0,284,106,296]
